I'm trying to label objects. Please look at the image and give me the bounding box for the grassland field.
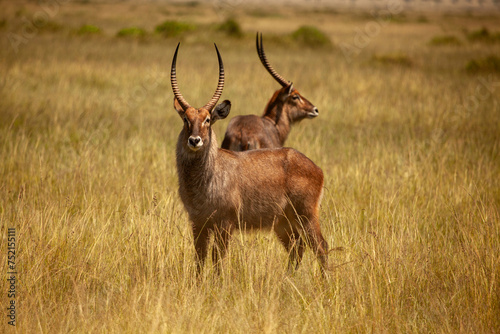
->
[0,0,499,333]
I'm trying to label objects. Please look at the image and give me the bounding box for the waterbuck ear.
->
[279,83,294,102]
[211,100,231,123]
[173,97,185,115]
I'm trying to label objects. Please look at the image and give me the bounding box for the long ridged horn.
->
[203,43,225,111]
[256,32,290,88]
[171,42,191,111]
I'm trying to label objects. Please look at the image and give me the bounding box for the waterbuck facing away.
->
[221,33,319,151]
[171,43,328,274]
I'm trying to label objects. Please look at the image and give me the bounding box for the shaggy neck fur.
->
[175,127,219,206]
[262,89,292,146]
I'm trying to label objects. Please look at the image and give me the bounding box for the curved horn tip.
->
[214,43,224,68]
[171,42,191,111]
[171,42,181,70]
[256,32,260,54]
[202,43,225,111]
[173,42,180,60]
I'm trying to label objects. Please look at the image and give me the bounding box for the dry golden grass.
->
[1,1,499,333]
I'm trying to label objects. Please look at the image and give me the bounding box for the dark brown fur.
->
[171,44,328,274]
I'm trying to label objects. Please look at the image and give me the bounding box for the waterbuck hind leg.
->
[304,218,329,276]
[274,221,306,272]
[290,236,305,270]
[290,211,329,276]
[285,235,305,272]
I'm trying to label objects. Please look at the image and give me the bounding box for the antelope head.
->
[171,43,231,152]
[256,32,319,120]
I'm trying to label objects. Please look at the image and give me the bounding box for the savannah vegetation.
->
[1,0,499,332]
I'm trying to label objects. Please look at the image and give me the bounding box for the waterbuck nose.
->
[188,136,202,147]
[308,107,319,118]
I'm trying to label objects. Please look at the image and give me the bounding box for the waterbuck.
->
[221,33,319,151]
[171,43,328,274]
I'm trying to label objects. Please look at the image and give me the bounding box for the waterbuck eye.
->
[292,95,300,101]
[204,117,210,125]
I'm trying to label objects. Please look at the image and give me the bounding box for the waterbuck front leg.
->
[211,223,233,274]
[192,224,210,274]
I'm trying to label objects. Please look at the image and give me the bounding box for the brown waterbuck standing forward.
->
[221,33,319,151]
[170,43,328,274]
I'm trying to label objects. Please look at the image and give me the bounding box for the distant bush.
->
[77,24,101,35]
[180,1,200,6]
[467,27,489,41]
[218,18,243,38]
[465,55,500,73]
[428,35,461,46]
[372,53,412,67]
[291,26,331,48]
[0,19,7,29]
[389,15,407,23]
[466,27,500,43]
[155,20,195,37]
[416,15,429,23]
[248,10,282,18]
[39,21,64,33]
[117,27,146,38]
